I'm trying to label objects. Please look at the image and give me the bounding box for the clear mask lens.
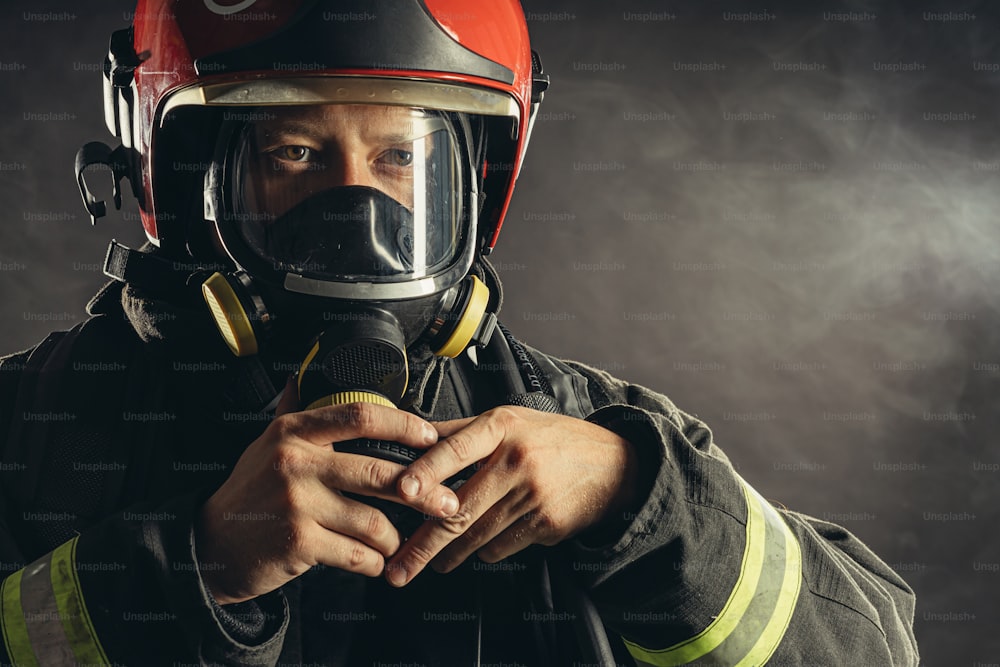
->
[225,104,464,282]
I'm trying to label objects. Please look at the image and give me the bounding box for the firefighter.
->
[0,0,918,664]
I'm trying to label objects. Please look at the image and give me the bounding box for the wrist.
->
[194,502,251,606]
[579,435,640,546]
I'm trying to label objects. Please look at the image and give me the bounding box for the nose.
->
[327,149,377,190]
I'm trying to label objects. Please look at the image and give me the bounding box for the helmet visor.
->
[222,103,465,283]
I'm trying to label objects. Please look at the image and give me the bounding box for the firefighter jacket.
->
[0,274,919,666]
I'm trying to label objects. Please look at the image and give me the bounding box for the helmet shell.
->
[124,0,535,252]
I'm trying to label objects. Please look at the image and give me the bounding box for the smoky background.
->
[0,0,998,662]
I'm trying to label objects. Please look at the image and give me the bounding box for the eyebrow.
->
[366,116,447,143]
[259,117,444,145]
[259,121,327,141]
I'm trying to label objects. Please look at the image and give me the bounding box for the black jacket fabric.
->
[0,277,919,666]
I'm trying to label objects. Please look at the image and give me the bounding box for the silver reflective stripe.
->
[2,536,110,666]
[1,569,39,667]
[624,477,802,666]
[20,556,77,664]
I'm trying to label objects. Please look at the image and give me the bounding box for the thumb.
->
[276,375,300,416]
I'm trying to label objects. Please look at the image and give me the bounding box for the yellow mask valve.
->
[202,272,259,357]
[435,274,490,358]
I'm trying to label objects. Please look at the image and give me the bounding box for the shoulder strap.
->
[442,322,595,419]
[488,323,594,418]
[511,339,595,419]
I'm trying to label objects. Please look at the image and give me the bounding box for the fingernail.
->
[401,475,420,497]
[423,423,438,444]
[388,563,407,587]
[440,495,459,516]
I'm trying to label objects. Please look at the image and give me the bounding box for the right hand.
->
[194,379,461,605]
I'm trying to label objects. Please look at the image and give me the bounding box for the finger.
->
[427,416,476,437]
[430,491,528,574]
[275,375,300,416]
[397,410,513,505]
[283,401,439,449]
[318,452,461,519]
[474,517,539,566]
[386,467,510,587]
[308,525,388,578]
[479,481,585,563]
[314,488,402,557]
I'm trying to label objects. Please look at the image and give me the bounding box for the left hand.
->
[384,406,638,587]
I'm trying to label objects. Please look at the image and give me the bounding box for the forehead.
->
[254,104,432,137]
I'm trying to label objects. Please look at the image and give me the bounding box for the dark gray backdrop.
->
[1,1,997,664]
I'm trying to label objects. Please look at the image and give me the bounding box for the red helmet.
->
[80,0,548,265]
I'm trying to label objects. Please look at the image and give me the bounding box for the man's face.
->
[244,103,441,217]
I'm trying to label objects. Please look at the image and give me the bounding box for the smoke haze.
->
[1,0,998,660]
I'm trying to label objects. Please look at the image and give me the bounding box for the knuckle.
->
[405,458,437,486]
[405,541,438,567]
[343,402,377,434]
[359,457,396,492]
[272,444,306,478]
[269,413,298,440]
[280,482,305,514]
[487,405,521,431]
[363,507,387,539]
[347,543,369,569]
[406,414,433,442]
[443,432,476,463]
[440,509,475,536]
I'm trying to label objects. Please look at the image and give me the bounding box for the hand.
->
[195,379,462,604]
[384,406,638,587]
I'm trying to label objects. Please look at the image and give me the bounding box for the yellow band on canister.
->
[305,390,395,411]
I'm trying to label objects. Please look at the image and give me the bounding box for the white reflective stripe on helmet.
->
[160,76,520,125]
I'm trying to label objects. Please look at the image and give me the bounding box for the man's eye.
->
[385,149,413,167]
[276,146,312,161]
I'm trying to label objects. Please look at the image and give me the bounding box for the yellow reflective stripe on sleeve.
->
[1,569,40,667]
[0,536,109,666]
[623,477,802,666]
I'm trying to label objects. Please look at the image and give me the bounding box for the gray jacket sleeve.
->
[554,358,919,666]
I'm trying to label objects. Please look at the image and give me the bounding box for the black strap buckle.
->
[102,240,204,303]
[74,142,129,225]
